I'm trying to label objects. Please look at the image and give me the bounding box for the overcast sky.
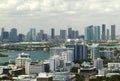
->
[0,0,120,35]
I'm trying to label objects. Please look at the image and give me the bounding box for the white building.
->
[49,55,63,72]
[108,63,120,69]
[25,61,44,75]
[98,68,108,76]
[61,50,74,63]
[16,53,31,67]
[50,47,74,57]
[94,58,103,69]
[37,73,53,81]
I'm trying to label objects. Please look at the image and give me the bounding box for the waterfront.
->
[0,50,50,63]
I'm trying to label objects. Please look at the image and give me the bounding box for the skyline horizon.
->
[0,24,118,36]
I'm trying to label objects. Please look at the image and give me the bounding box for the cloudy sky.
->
[0,0,120,35]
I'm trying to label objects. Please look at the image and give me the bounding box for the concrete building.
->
[51,28,55,39]
[16,53,31,67]
[25,61,44,75]
[60,29,66,39]
[9,28,17,42]
[91,44,99,60]
[94,58,103,69]
[101,24,106,41]
[50,47,74,57]
[111,24,116,40]
[99,50,114,59]
[108,63,120,69]
[37,73,53,81]
[49,55,63,72]
[74,42,88,60]
[85,25,93,42]
[61,50,74,63]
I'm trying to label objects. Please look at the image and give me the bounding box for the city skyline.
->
[0,0,120,35]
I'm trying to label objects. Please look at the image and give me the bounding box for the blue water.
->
[0,50,50,63]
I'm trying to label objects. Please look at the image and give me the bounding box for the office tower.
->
[18,34,25,42]
[94,58,103,69]
[71,30,79,39]
[51,28,55,39]
[91,44,99,60]
[60,29,66,39]
[102,24,106,41]
[2,31,9,42]
[43,33,48,41]
[1,27,4,41]
[30,28,36,41]
[36,30,44,41]
[107,29,109,40]
[9,28,17,42]
[74,42,87,60]
[111,24,116,40]
[85,25,93,42]
[93,26,100,42]
[68,28,72,39]
[75,30,79,38]
[26,31,31,41]
[71,30,75,39]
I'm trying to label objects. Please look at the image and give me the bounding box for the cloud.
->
[0,0,119,16]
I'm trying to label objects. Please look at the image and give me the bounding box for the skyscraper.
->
[30,28,36,41]
[102,24,106,41]
[2,31,9,42]
[93,26,100,42]
[18,34,25,42]
[85,25,93,42]
[68,28,72,39]
[9,28,17,42]
[51,28,55,39]
[1,27,4,41]
[111,24,116,40]
[60,29,66,39]
[107,29,109,40]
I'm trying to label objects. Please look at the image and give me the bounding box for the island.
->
[0,53,8,57]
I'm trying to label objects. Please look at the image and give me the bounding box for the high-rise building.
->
[9,28,17,42]
[68,28,72,39]
[91,44,99,60]
[51,28,55,39]
[74,42,87,60]
[111,24,116,40]
[93,26,100,42]
[18,34,25,42]
[30,28,36,41]
[102,24,106,41]
[85,25,93,42]
[107,29,109,40]
[2,31,9,42]
[60,29,66,39]
[1,27,5,41]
